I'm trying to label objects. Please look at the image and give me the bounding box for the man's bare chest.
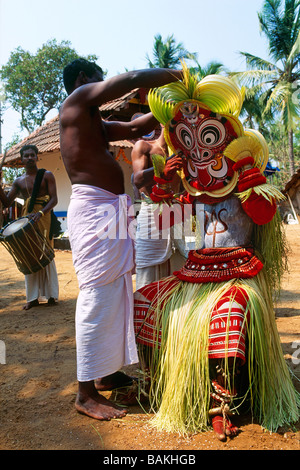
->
[19,174,47,198]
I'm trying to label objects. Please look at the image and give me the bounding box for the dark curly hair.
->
[20,144,39,159]
[63,58,104,95]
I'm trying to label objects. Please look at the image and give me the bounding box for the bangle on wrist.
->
[38,210,44,217]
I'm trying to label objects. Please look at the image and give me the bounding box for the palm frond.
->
[240,52,279,72]
[287,29,300,62]
[231,69,279,88]
[258,0,300,61]
[264,81,299,130]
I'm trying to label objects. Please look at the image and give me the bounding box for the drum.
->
[0,216,54,275]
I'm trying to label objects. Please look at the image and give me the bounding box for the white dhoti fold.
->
[67,184,138,382]
[135,201,173,290]
[25,260,59,302]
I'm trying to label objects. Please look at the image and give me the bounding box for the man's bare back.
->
[59,99,125,194]
[59,66,183,196]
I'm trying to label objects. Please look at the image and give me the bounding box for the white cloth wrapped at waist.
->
[67,184,138,381]
[135,201,172,269]
[67,184,135,289]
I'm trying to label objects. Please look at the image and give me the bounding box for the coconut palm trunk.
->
[288,128,295,175]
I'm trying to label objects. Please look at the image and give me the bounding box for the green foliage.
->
[2,167,24,184]
[189,60,226,80]
[0,39,98,133]
[4,133,22,152]
[233,0,300,176]
[146,34,196,69]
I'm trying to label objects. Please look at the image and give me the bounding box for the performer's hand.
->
[162,152,184,180]
[233,156,266,192]
[232,156,276,225]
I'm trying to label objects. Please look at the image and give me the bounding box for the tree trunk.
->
[288,129,295,176]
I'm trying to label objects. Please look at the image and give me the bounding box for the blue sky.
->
[0,0,268,148]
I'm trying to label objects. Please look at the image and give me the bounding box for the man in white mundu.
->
[68,186,137,381]
[132,126,185,290]
[59,58,182,421]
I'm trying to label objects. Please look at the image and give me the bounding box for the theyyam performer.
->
[133,65,300,441]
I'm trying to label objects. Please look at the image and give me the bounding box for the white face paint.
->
[168,103,237,192]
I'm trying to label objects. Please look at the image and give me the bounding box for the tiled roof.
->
[1,89,142,167]
[100,89,140,112]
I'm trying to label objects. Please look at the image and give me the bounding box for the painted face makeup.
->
[166,102,237,195]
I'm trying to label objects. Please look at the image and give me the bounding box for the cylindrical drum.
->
[0,216,54,274]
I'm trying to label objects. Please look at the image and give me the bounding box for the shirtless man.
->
[0,144,59,309]
[59,58,182,421]
[132,125,184,289]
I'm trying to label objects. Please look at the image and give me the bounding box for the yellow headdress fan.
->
[194,74,244,117]
[148,63,244,123]
[244,129,269,172]
[223,129,269,172]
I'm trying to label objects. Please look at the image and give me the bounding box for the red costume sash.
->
[174,247,263,283]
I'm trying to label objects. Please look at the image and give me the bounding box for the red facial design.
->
[166,102,237,192]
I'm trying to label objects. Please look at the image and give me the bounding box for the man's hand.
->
[29,211,44,224]
[162,152,184,180]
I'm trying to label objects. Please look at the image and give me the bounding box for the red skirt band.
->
[174,247,263,283]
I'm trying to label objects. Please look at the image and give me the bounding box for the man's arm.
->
[104,112,158,143]
[131,140,155,189]
[31,171,58,223]
[69,68,182,109]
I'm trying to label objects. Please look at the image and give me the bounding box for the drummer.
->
[0,144,59,310]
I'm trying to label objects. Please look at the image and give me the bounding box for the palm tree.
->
[232,0,300,176]
[146,34,196,69]
[189,60,225,80]
[240,85,274,136]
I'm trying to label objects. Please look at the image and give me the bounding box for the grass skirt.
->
[136,270,300,434]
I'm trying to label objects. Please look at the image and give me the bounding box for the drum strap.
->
[28,169,46,213]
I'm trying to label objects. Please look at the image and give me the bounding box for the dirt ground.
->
[0,225,299,452]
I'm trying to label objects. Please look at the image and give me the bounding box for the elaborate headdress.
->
[148,64,269,200]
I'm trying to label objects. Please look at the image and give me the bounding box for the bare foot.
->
[23,299,39,310]
[212,414,239,441]
[95,371,136,391]
[225,416,239,438]
[212,415,227,441]
[75,389,127,420]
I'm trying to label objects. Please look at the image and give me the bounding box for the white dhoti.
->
[67,184,138,382]
[135,201,184,290]
[25,260,59,302]
[21,196,59,303]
